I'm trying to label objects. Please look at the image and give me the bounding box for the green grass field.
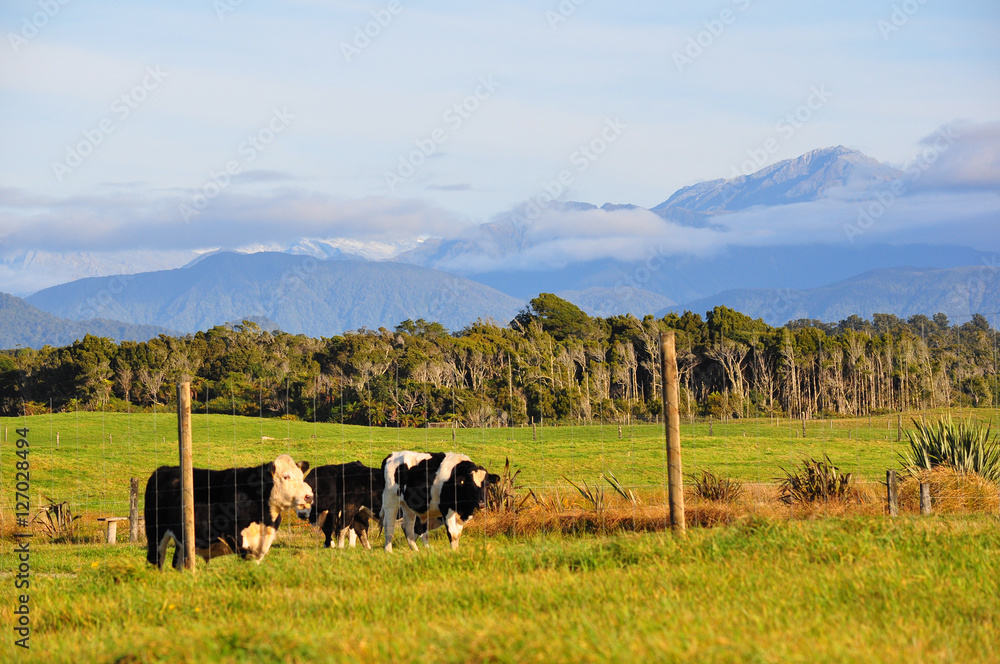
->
[1,409,998,662]
[4,408,990,517]
[0,516,997,662]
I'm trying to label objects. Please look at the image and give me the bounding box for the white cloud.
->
[429,186,1000,274]
[0,187,468,252]
[915,121,1000,191]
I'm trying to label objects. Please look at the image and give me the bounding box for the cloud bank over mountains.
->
[1,124,998,295]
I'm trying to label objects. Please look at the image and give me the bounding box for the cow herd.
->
[144,451,499,569]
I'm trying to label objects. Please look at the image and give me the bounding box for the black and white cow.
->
[381,451,499,551]
[302,461,384,549]
[144,454,313,569]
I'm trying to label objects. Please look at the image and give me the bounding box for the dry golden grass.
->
[467,471,997,538]
[898,466,1000,514]
[469,479,909,538]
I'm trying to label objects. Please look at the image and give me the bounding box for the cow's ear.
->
[297,460,310,473]
[488,473,500,485]
[266,461,276,477]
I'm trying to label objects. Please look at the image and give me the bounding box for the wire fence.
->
[2,392,998,556]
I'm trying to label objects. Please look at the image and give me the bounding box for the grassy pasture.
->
[0,517,997,663]
[3,408,988,519]
[1,409,998,662]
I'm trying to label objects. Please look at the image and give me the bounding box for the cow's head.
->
[268,455,313,519]
[444,461,500,520]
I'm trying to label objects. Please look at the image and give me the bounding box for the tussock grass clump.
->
[901,416,1000,481]
[486,457,531,513]
[563,476,607,512]
[778,455,852,504]
[690,470,743,502]
[899,466,999,514]
[603,471,639,506]
[32,495,82,543]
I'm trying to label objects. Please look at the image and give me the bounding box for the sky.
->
[1,0,999,290]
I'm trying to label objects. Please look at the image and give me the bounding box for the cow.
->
[144,454,313,569]
[380,451,499,552]
[302,461,384,549]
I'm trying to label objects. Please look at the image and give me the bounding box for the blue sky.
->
[1,0,998,275]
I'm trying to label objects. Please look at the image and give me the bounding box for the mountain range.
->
[3,145,997,348]
[0,292,174,349]
[23,252,524,339]
[665,265,1000,326]
[652,145,903,219]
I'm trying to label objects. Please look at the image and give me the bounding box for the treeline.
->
[1,294,997,424]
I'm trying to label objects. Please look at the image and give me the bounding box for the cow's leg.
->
[156,530,175,570]
[444,510,465,551]
[322,515,335,548]
[347,526,358,548]
[355,508,372,549]
[337,527,349,548]
[381,490,399,552]
[414,517,430,548]
[401,507,420,552]
[147,528,162,567]
[172,540,184,570]
[418,516,438,548]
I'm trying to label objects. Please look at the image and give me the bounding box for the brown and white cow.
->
[144,454,313,569]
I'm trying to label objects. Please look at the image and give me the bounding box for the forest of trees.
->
[1,294,997,424]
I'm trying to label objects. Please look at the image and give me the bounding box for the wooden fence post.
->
[886,469,898,517]
[660,332,686,534]
[178,382,195,571]
[897,414,902,443]
[129,477,140,543]
[919,482,931,515]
